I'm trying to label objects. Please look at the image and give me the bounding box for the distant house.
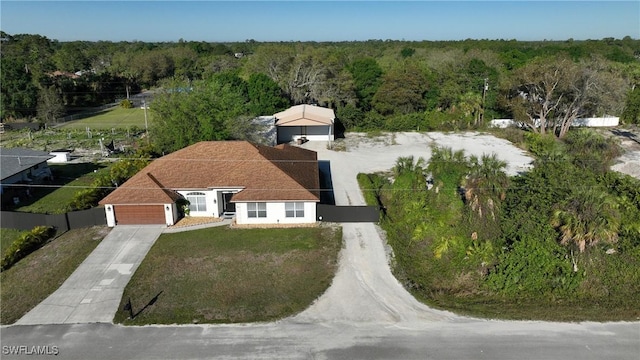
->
[98,141,320,226]
[0,148,54,197]
[274,105,335,144]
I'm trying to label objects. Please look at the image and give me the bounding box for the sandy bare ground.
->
[291,132,533,326]
[610,128,640,179]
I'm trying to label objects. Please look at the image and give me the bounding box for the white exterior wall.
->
[489,117,619,129]
[177,189,218,217]
[164,203,176,226]
[105,205,116,227]
[48,152,70,163]
[572,117,619,127]
[277,125,333,143]
[235,201,317,225]
[176,188,242,218]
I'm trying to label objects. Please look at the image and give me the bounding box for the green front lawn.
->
[114,225,342,325]
[0,226,108,324]
[59,107,147,130]
[1,229,24,258]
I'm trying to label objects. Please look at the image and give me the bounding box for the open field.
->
[0,226,108,324]
[58,107,148,130]
[113,225,342,325]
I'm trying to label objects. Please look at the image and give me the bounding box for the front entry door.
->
[222,193,236,213]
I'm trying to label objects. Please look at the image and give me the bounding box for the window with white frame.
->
[285,202,305,218]
[186,192,207,212]
[247,202,267,218]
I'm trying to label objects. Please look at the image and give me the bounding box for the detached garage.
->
[274,104,335,144]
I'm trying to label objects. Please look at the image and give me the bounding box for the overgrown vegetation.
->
[360,129,640,320]
[0,226,106,324]
[114,225,342,325]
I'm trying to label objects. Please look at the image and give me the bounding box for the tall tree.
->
[149,78,248,153]
[347,58,383,111]
[504,56,622,138]
[372,63,427,115]
[247,73,289,116]
[36,86,64,123]
[0,57,38,119]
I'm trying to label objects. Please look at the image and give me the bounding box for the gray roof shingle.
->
[0,148,54,181]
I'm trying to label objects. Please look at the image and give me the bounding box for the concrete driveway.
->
[16,225,164,325]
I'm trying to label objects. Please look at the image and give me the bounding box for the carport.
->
[274,104,335,144]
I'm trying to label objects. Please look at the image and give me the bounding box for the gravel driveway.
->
[292,132,533,325]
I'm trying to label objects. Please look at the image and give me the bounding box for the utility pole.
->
[143,99,149,144]
[480,78,488,125]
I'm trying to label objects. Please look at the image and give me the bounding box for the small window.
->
[247,202,267,218]
[186,192,207,212]
[285,202,305,218]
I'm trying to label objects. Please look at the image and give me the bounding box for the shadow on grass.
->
[124,291,164,319]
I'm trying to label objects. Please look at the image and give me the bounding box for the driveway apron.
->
[16,225,164,325]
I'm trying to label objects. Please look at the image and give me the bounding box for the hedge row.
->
[1,226,57,271]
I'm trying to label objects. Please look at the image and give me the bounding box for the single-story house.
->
[1,148,54,189]
[274,104,335,144]
[98,141,320,226]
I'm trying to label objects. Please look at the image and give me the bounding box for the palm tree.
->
[462,153,509,219]
[427,146,468,193]
[551,188,620,253]
[392,155,425,178]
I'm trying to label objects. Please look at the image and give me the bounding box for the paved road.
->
[1,321,637,359]
[16,226,164,325]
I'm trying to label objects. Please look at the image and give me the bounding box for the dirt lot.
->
[609,127,640,179]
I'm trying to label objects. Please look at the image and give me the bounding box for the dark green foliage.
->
[621,86,640,124]
[247,73,289,116]
[400,47,415,58]
[149,77,247,153]
[346,58,383,111]
[0,57,39,119]
[486,237,580,297]
[68,157,149,211]
[1,226,57,271]
[372,64,427,115]
[336,103,365,130]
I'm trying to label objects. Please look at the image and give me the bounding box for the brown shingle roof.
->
[99,141,319,205]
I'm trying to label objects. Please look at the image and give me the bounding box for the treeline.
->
[2,31,640,132]
[359,129,640,320]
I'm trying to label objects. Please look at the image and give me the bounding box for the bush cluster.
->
[1,226,57,271]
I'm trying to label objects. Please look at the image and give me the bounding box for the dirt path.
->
[292,132,533,325]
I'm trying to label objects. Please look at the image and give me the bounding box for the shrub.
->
[486,237,580,297]
[120,99,134,109]
[1,226,57,271]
